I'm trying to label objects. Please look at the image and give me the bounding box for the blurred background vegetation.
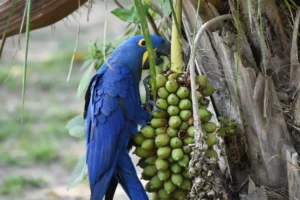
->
[0,2,131,200]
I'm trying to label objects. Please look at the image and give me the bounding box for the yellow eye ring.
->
[138,39,146,47]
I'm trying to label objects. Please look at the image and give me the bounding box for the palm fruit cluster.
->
[133,70,218,200]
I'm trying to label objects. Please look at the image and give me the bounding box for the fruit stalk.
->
[170,0,183,73]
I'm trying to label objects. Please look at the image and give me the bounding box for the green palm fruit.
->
[157,170,171,181]
[179,122,188,130]
[173,189,187,200]
[179,110,192,121]
[178,155,189,167]
[196,75,207,88]
[165,79,179,93]
[141,173,152,180]
[155,127,167,135]
[156,66,163,74]
[170,137,183,148]
[171,148,184,161]
[155,134,170,147]
[158,87,169,99]
[137,158,147,168]
[179,179,192,190]
[189,91,203,101]
[171,174,183,186]
[155,159,169,171]
[157,146,171,159]
[150,176,163,189]
[199,108,212,122]
[168,73,179,80]
[141,125,155,138]
[141,139,155,150]
[168,156,175,163]
[142,165,157,177]
[145,155,158,165]
[167,106,180,116]
[164,180,176,194]
[202,112,213,122]
[187,126,194,137]
[202,122,217,133]
[150,118,167,128]
[179,99,192,110]
[152,110,169,118]
[182,145,192,154]
[167,127,178,138]
[158,188,170,200]
[199,105,208,110]
[169,116,182,129]
[205,149,218,158]
[202,84,215,96]
[176,86,190,99]
[134,147,153,157]
[183,137,195,145]
[156,98,169,110]
[205,134,217,148]
[167,94,180,106]
[133,133,145,145]
[156,74,167,88]
[182,169,190,179]
[145,182,156,192]
[171,163,182,173]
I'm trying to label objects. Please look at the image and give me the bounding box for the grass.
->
[0,175,46,196]
[0,51,84,168]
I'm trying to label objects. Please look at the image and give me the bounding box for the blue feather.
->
[85,35,165,200]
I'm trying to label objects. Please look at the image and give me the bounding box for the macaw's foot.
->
[145,100,164,113]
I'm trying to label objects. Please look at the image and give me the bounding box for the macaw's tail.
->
[114,150,149,200]
[90,167,116,200]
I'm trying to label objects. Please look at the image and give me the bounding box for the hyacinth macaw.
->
[83,35,170,200]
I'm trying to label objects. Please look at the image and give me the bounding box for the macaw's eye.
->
[138,39,146,47]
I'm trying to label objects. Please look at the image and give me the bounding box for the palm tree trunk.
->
[183,0,299,199]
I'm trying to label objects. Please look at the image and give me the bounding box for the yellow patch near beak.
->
[142,49,157,68]
[142,51,148,68]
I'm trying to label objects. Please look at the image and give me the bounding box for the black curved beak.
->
[143,40,171,70]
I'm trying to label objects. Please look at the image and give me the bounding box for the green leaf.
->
[66,115,85,139]
[67,154,88,190]
[111,8,134,22]
[218,127,227,137]
[131,6,140,23]
[77,64,94,98]
[80,59,93,70]
[163,0,172,16]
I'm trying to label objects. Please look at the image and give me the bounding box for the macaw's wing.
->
[85,65,140,200]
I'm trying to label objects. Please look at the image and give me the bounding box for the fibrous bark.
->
[0,0,87,38]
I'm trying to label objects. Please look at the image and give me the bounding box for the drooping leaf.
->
[66,115,86,139]
[67,154,88,190]
[111,8,135,22]
[77,64,94,98]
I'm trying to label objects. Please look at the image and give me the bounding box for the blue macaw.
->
[83,35,170,200]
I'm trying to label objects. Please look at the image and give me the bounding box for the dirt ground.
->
[0,2,147,200]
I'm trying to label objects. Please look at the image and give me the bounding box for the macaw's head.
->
[108,35,170,73]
